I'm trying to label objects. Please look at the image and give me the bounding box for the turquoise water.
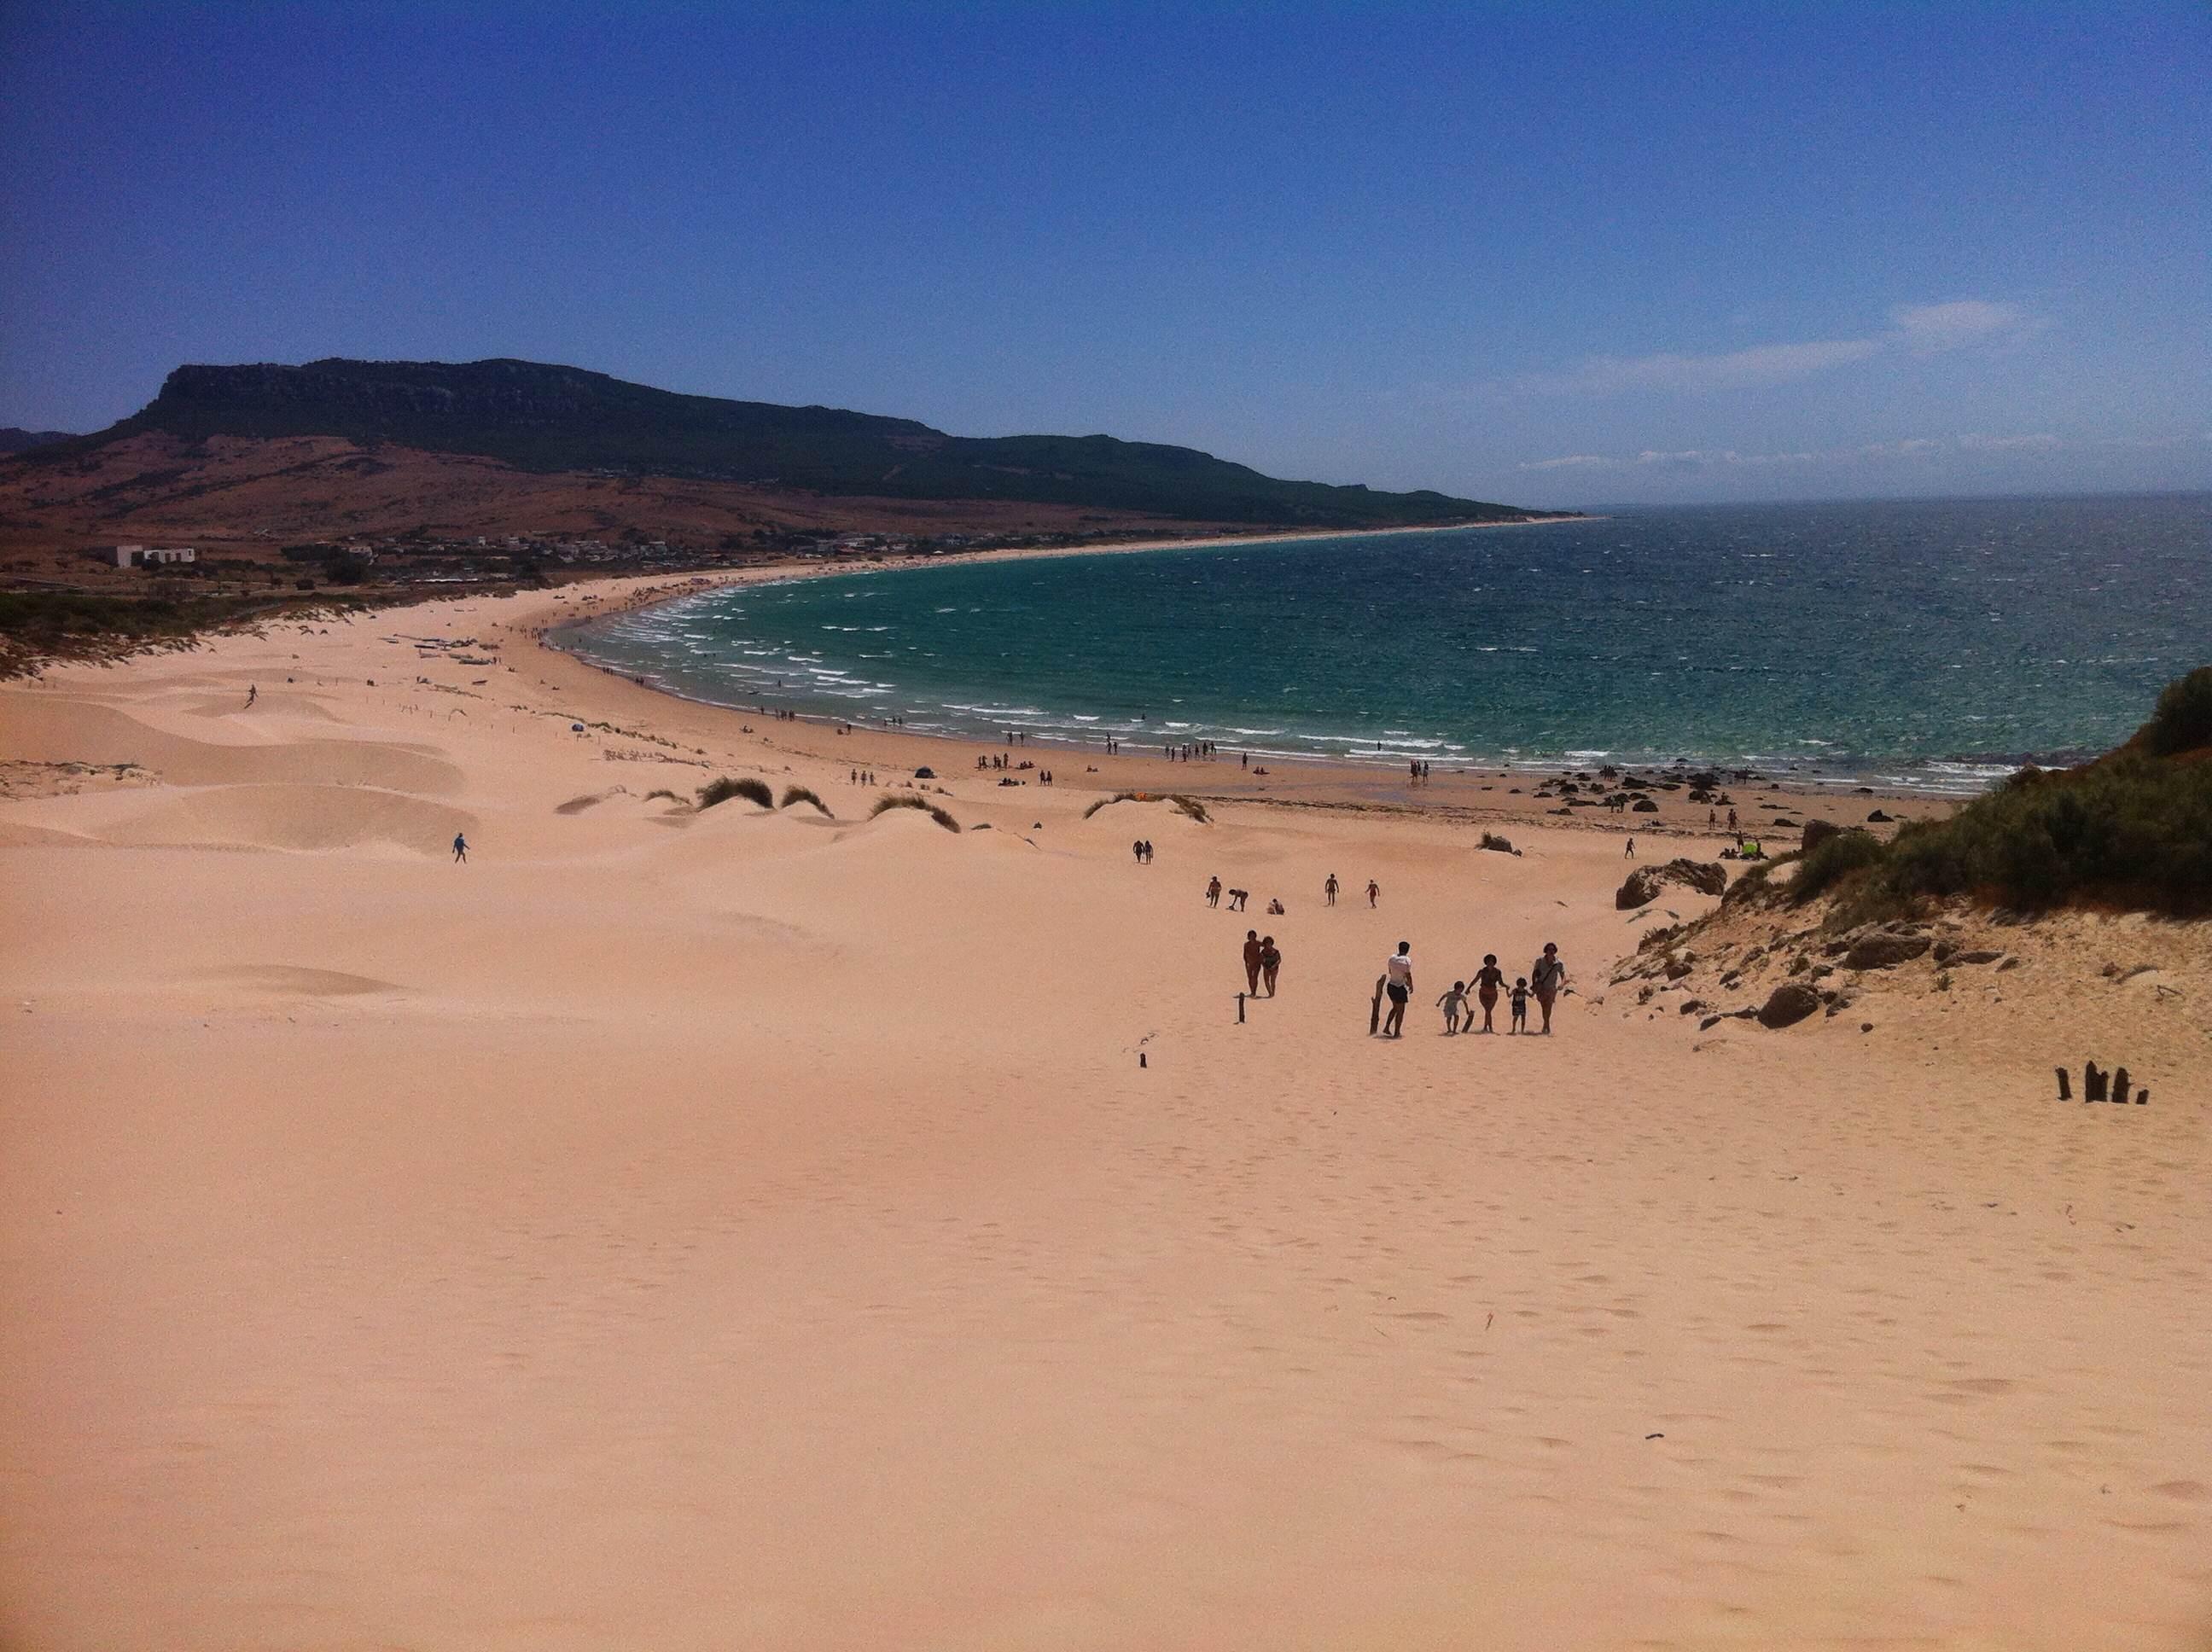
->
[558,494,2210,794]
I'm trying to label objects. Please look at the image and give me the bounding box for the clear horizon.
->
[1,2,2205,508]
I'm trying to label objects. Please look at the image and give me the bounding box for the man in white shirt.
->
[1382,941,1414,1038]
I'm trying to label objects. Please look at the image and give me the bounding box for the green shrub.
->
[1788,829,1886,905]
[2143,666,2212,756]
[780,785,832,816]
[1879,753,2212,915]
[697,775,772,809]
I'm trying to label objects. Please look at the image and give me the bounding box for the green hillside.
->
[73,357,1540,529]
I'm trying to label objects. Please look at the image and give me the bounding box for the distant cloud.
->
[1957,430,2061,451]
[1889,300,2035,352]
[1516,452,1613,470]
[1519,431,2065,473]
[1524,299,2043,398]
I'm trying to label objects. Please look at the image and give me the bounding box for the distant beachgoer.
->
[1243,930,1264,995]
[1229,887,1249,911]
[1727,808,1738,830]
[1266,898,1284,916]
[1260,936,1282,996]
[1382,942,1413,1037]
[1133,840,1144,864]
[1367,879,1380,909]
[1142,840,1155,864]
[1530,943,1566,1034]
[1439,980,1468,1035]
[1241,752,1248,770]
[452,832,468,864]
[1324,874,1339,906]
[244,684,257,708]
[1207,875,1222,907]
[1509,978,1529,1033]
[1474,954,1504,1033]
[1625,836,1636,858]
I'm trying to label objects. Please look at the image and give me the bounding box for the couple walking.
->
[1242,930,1283,997]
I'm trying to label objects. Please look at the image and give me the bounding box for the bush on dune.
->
[2142,666,2212,757]
[1749,668,2212,920]
[870,793,959,831]
[1786,829,1885,905]
[697,775,772,810]
[780,785,832,816]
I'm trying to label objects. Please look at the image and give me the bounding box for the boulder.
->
[1802,817,1843,851]
[1757,982,1824,1029]
[1842,933,1932,970]
[1632,796,1660,813]
[1954,949,2004,965]
[1615,858,1728,909]
[1866,808,1893,823]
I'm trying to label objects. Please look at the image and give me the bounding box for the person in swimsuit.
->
[1324,874,1338,906]
[1206,876,1222,907]
[1243,930,1264,996]
[1473,953,1504,1033]
[1509,978,1529,1032]
[1260,936,1282,997]
[1367,879,1381,909]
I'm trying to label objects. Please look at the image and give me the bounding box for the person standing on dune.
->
[1260,935,1282,997]
[1367,879,1381,909]
[1243,930,1265,996]
[1382,941,1413,1038]
[1324,873,1339,906]
[452,832,468,864]
[1530,943,1567,1034]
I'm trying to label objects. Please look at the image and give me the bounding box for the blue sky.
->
[1,2,2205,505]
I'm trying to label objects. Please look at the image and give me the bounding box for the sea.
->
[554,493,2210,796]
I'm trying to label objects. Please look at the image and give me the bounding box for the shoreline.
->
[494,575,1964,835]
[530,530,2018,805]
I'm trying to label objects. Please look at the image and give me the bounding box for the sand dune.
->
[90,782,476,854]
[1,578,2206,1651]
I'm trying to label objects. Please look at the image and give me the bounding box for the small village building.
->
[114,544,196,567]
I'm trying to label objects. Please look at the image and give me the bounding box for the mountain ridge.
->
[51,356,1535,530]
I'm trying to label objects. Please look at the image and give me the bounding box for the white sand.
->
[1,580,2206,1649]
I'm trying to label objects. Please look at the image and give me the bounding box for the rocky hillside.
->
[26,358,1541,530]
[0,428,73,456]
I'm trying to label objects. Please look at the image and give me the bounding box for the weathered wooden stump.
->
[2113,1067,2131,1108]
[2085,1062,2108,1102]
[2056,1067,2071,1101]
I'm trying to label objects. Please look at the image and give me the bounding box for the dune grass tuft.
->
[780,785,832,817]
[697,775,773,810]
[870,793,960,831]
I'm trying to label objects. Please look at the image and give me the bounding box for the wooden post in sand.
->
[1237,992,1246,1024]
[2085,1062,2107,1102]
[2055,1067,2071,1101]
[1369,979,1382,1036]
[2112,1067,2130,1108]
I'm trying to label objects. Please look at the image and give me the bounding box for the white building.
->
[114,544,196,568]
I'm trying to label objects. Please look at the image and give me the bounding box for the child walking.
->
[1438,980,1469,1034]
[1509,976,1529,1034]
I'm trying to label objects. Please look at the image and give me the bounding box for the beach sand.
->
[2,575,2206,1649]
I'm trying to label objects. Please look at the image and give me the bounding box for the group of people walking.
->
[1376,940,1568,1038]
